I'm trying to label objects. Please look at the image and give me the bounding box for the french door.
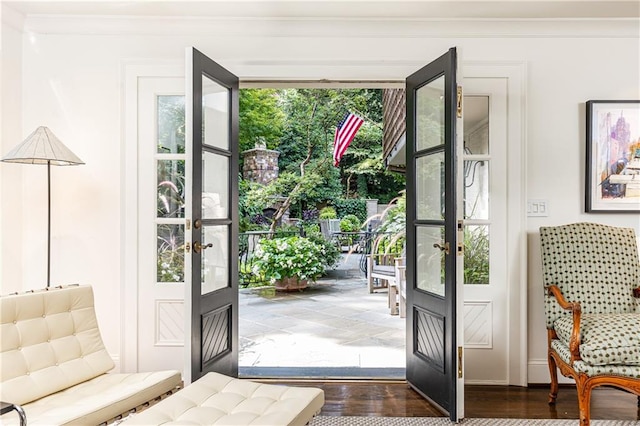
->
[405,47,464,421]
[185,47,240,382]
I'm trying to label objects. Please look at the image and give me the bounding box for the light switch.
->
[527,199,549,217]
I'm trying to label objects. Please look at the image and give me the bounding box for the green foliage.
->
[464,227,490,284]
[319,206,337,219]
[252,236,327,282]
[239,89,285,152]
[372,191,406,255]
[339,214,361,232]
[305,230,340,269]
[334,198,367,222]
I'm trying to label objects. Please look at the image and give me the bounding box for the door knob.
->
[193,241,213,254]
[433,242,450,255]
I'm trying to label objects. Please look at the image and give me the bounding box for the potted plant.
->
[252,235,326,291]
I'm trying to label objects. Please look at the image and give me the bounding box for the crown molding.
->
[23,15,640,39]
[2,3,26,31]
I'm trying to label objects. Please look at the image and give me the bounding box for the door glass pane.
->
[202,76,229,150]
[157,160,186,218]
[464,225,490,285]
[157,95,185,154]
[202,225,228,294]
[202,152,228,219]
[416,152,444,220]
[463,96,489,155]
[463,160,489,220]
[416,75,445,151]
[416,226,445,297]
[157,224,185,283]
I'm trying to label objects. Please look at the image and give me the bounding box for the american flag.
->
[333,112,364,167]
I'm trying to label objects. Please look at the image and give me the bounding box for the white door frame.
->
[120,61,527,385]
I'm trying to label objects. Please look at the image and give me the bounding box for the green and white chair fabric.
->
[540,222,640,426]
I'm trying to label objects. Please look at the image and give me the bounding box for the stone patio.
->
[238,254,406,379]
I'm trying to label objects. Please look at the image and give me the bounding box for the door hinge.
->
[457,220,464,256]
[186,219,191,231]
[456,85,463,118]
[458,346,463,378]
[185,242,190,253]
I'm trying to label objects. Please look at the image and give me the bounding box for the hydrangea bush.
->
[252,236,326,283]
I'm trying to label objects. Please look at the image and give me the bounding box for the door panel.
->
[186,47,239,381]
[406,47,463,421]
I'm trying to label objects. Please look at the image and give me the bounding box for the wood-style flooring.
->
[281,382,640,420]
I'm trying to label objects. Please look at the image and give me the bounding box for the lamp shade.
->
[2,126,84,166]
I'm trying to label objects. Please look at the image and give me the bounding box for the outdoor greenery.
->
[240,88,405,231]
[318,206,337,219]
[463,227,490,284]
[339,214,362,232]
[334,198,367,223]
[252,236,327,283]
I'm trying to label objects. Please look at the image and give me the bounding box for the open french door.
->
[405,47,464,421]
[185,47,240,383]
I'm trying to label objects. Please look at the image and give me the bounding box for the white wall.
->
[2,12,639,381]
[1,4,24,294]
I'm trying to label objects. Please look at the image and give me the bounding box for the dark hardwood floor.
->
[281,381,640,420]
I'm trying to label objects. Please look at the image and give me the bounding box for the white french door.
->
[137,76,187,373]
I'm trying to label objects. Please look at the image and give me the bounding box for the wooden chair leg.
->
[548,351,559,405]
[577,377,593,426]
[389,284,398,315]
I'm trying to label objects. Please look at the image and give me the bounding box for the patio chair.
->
[539,222,640,426]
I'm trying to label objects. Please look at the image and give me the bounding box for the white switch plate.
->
[527,199,549,217]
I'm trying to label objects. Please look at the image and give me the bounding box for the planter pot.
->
[274,277,308,291]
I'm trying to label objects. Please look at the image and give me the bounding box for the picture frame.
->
[585,100,640,213]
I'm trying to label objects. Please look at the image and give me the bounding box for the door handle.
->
[193,241,213,254]
[433,242,450,255]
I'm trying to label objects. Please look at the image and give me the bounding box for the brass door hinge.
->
[457,221,464,256]
[456,85,463,118]
[186,219,191,230]
[458,346,463,378]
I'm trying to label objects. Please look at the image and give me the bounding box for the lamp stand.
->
[47,161,51,287]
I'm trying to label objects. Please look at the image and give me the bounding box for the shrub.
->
[339,214,361,232]
[335,198,367,222]
[252,236,326,282]
[319,206,337,219]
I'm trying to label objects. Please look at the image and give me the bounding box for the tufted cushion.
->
[122,372,324,426]
[554,313,640,366]
[0,285,115,405]
[540,223,640,328]
[551,339,640,379]
[0,371,181,426]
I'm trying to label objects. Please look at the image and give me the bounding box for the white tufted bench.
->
[0,285,182,425]
[122,371,324,426]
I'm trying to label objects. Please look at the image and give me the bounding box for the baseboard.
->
[464,379,509,385]
[528,358,574,385]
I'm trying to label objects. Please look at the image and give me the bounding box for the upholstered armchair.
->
[539,223,640,426]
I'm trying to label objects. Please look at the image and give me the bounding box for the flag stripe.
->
[333,112,364,166]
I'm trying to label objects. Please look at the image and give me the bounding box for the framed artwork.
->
[585,100,640,213]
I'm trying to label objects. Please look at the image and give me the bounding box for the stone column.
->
[241,141,280,184]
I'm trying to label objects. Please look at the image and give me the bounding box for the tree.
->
[239,89,285,153]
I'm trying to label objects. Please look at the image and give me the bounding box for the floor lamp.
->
[1,126,84,287]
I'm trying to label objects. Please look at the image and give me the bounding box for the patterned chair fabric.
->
[540,222,639,328]
[539,222,640,426]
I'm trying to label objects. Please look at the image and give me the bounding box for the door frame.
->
[120,61,526,386]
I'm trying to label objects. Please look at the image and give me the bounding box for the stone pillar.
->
[241,141,280,184]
